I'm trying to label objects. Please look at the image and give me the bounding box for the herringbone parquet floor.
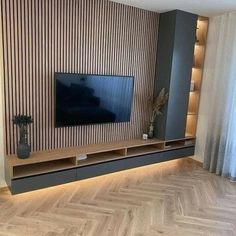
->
[0,158,236,236]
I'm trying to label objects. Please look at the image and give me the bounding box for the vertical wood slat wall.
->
[1,0,159,155]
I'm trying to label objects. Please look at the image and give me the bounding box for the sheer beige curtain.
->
[197,12,236,180]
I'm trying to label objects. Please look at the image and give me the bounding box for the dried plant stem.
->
[150,88,168,123]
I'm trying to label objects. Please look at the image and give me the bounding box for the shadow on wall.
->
[0,2,6,188]
[0,80,5,187]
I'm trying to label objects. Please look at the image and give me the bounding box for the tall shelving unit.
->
[186,16,209,137]
[154,10,198,140]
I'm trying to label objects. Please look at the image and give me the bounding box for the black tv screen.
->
[55,73,134,127]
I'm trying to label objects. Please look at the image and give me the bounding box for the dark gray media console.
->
[5,138,195,194]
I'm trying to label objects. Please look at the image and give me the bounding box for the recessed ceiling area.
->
[111,0,236,16]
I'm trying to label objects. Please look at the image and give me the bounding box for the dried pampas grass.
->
[150,88,168,123]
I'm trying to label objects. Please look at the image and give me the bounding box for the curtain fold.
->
[203,12,236,180]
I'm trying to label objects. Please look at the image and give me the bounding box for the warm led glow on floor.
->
[3,158,235,236]
[3,158,184,199]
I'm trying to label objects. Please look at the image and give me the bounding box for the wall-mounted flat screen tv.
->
[55,73,134,127]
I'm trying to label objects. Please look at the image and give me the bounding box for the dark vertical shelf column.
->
[154,10,198,140]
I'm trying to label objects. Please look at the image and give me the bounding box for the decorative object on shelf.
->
[195,27,199,43]
[148,88,169,138]
[147,123,155,139]
[142,133,148,140]
[190,81,195,92]
[76,154,87,161]
[184,140,194,145]
[13,114,33,159]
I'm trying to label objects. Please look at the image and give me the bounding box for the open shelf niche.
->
[186,16,209,137]
[126,142,165,156]
[77,149,127,167]
[165,137,196,150]
[13,157,76,179]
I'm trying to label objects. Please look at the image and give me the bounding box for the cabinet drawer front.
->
[77,160,125,180]
[11,169,76,194]
[125,147,194,169]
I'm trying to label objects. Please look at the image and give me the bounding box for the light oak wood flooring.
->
[0,158,236,236]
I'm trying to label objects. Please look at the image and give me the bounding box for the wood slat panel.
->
[1,0,159,155]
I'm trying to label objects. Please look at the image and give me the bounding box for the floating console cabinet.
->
[154,10,198,140]
[5,138,195,194]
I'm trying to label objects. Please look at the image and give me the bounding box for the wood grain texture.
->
[6,139,164,167]
[1,158,236,235]
[6,138,195,179]
[0,0,159,155]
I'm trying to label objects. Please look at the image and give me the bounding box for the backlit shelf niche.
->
[186,16,209,137]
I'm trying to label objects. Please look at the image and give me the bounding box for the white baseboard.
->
[0,179,6,188]
[190,155,203,163]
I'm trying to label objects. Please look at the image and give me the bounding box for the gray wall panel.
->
[154,11,177,138]
[154,10,197,140]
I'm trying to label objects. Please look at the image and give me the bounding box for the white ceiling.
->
[111,0,236,16]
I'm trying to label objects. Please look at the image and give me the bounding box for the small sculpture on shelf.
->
[13,114,33,159]
[148,88,168,138]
